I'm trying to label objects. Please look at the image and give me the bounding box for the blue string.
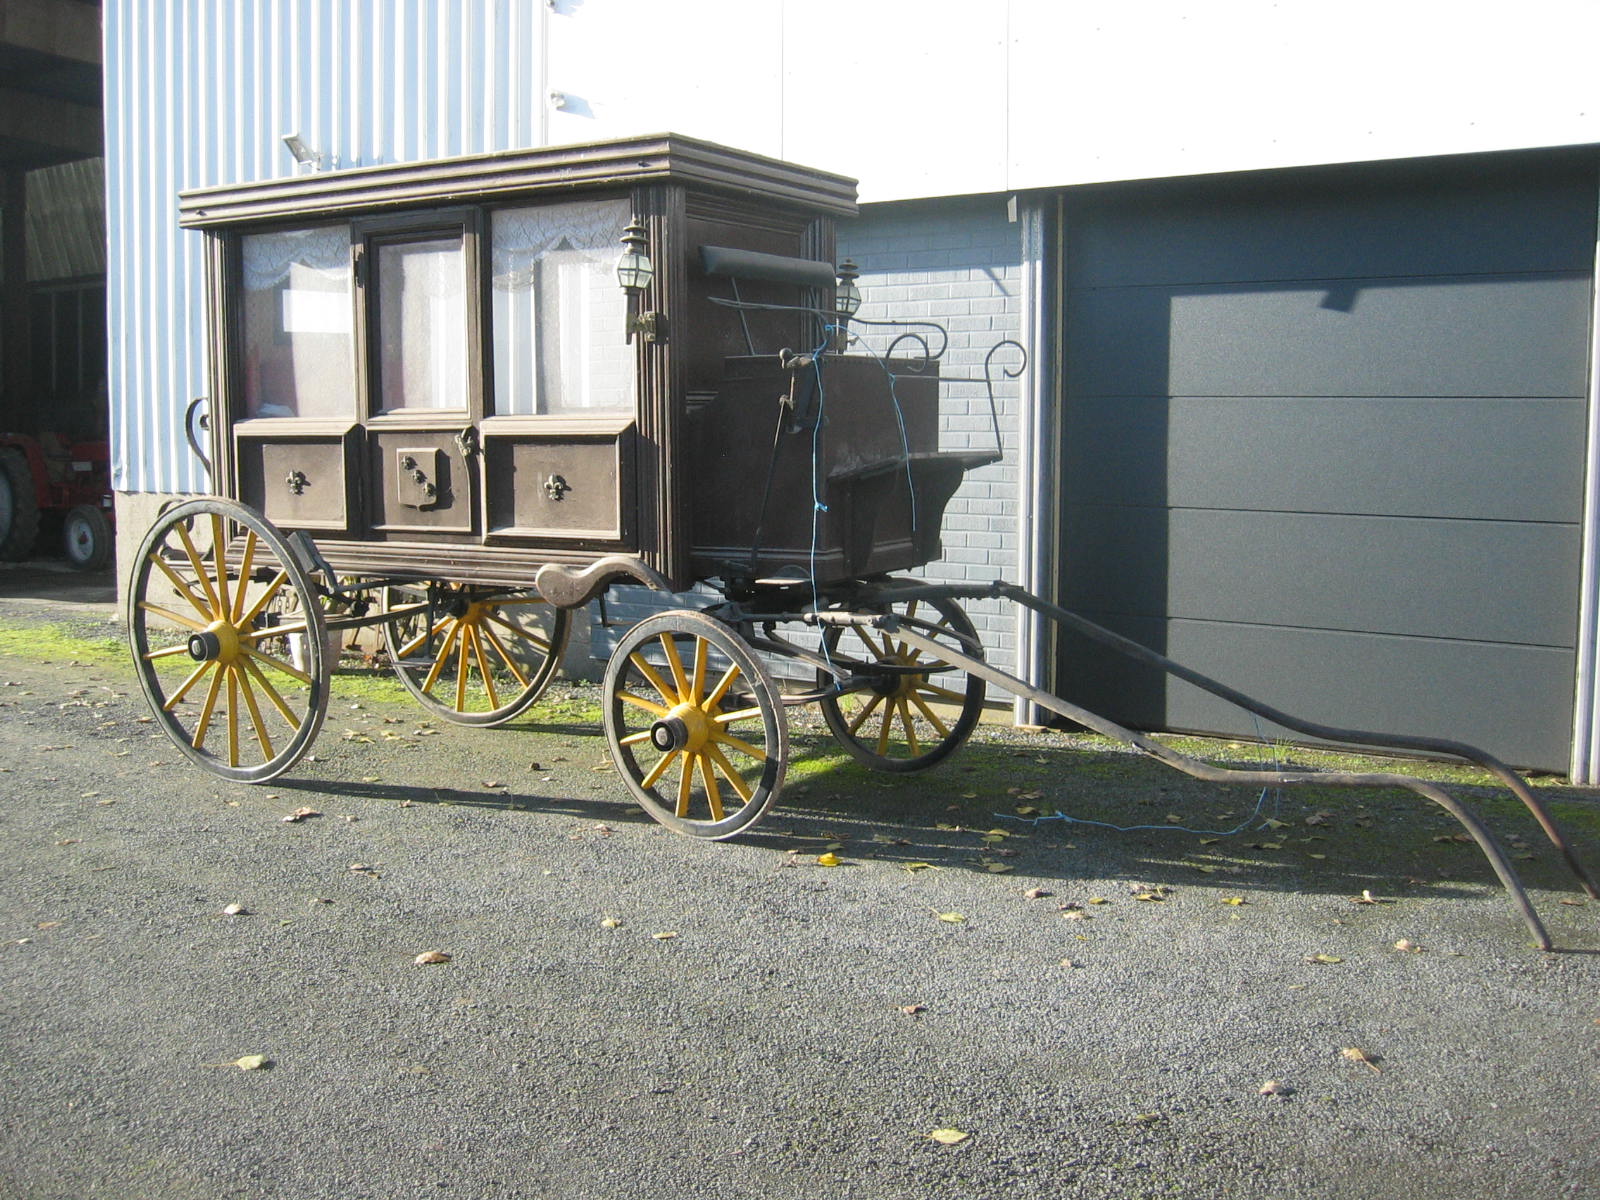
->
[834,324,918,530]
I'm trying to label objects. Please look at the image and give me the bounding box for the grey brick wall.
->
[587,195,1025,684]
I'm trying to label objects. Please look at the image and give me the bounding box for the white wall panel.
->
[107,0,547,494]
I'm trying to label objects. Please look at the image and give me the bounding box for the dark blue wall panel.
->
[1056,153,1596,771]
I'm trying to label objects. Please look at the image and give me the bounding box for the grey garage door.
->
[1056,152,1597,771]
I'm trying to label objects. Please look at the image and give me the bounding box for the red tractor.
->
[0,432,114,570]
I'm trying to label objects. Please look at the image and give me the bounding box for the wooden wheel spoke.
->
[846,693,884,736]
[225,666,241,768]
[620,729,655,747]
[700,754,725,821]
[138,599,209,633]
[477,622,531,689]
[690,637,708,704]
[235,570,290,630]
[629,652,678,707]
[618,688,670,717]
[703,662,742,712]
[233,664,276,760]
[919,681,965,703]
[706,744,753,804]
[875,704,895,755]
[241,644,312,686]
[713,730,766,762]
[240,654,299,725]
[210,514,234,624]
[660,634,691,700]
[142,643,192,661]
[641,747,677,791]
[467,624,499,710]
[163,660,215,711]
[484,611,552,653]
[150,553,215,622]
[676,754,695,817]
[396,617,451,661]
[910,691,952,738]
[243,621,310,643]
[174,522,220,615]
[454,626,471,711]
[898,699,921,755]
[711,705,763,726]
[420,621,462,694]
[191,664,226,751]
[230,531,258,622]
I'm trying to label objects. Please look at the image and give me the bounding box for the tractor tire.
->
[63,504,113,571]
[0,448,39,561]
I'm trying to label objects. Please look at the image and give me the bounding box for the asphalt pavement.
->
[0,571,1597,1200]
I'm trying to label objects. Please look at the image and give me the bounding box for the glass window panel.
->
[491,199,633,416]
[375,233,468,413]
[241,225,354,419]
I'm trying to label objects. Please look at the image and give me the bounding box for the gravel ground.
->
[1,591,1598,1200]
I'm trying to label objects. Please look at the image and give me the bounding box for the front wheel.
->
[603,611,787,839]
[127,498,329,782]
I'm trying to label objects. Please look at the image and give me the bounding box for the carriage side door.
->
[355,211,483,543]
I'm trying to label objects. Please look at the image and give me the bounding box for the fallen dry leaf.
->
[935,911,966,924]
[1220,896,1247,906]
[1304,954,1344,965]
[600,917,622,929]
[652,931,678,940]
[816,852,842,867]
[1393,939,1423,953]
[928,1129,969,1145]
[1022,887,1052,900]
[1087,896,1109,906]
[203,1054,270,1070]
[901,862,936,873]
[281,807,321,823]
[1341,1047,1382,1073]
[221,903,248,916]
[1258,1079,1290,1096]
[413,951,452,965]
[899,1004,926,1015]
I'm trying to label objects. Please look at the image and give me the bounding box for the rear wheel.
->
[63,504,113,571]
[127,499,329,782]
[381,583,569,726]
[0,448,39,561]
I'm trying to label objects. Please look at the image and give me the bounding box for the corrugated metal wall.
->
[106,0,548,494]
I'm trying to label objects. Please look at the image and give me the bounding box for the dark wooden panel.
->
[1055,614,1575,772]
[1064,396,1585,523]
[483,430,633,544]
[365,430,475,536]
[1068,273,1592,399]
[1067,156,1597,287]
[236,432,354,533]
[1062,506,1579,648]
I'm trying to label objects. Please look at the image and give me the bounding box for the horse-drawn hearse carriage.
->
[129,134,1594,945]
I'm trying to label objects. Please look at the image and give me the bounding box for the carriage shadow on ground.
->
[264,704,1600,917]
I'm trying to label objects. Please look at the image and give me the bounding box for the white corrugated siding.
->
[106,0,547,494]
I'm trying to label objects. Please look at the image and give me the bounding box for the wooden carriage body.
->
[178,134,979,597]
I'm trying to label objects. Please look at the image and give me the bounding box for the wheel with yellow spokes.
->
[817,592,985,772]
[380,583,569,726]
[128,499,328,782]
[603,611,787,839]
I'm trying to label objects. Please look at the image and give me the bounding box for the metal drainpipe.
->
[1570,197,1600,785]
